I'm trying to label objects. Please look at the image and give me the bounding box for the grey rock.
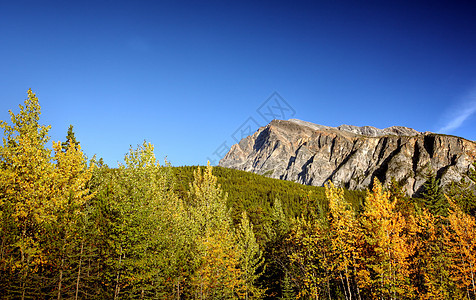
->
[219,119,476,196]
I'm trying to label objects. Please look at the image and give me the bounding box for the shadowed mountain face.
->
[219,119,476,196]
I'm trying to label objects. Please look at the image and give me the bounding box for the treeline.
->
[1,90,476,299]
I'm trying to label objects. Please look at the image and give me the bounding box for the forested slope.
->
[173,166,366,243]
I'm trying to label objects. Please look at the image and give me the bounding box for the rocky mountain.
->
[219,119,476,196]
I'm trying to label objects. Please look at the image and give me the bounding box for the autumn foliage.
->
[1,90,476,299]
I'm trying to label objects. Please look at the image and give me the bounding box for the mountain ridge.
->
[288,119,422,137]
[219,119,476,196]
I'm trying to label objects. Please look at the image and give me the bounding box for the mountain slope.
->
[219,119,476,196]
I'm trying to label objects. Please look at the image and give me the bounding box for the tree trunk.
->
[345,266,352,300]
[21,228,26,300]
[352,256,362,300]
[114,250,123,300]
[469,260,476,298]
[57,236,68,300]
[57,255,65,300]
[339,271,349,300]
[75,241,84,300]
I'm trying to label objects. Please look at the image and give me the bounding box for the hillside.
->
[173,166,366,242]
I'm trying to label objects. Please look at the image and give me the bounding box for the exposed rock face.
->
[219,119,476,196]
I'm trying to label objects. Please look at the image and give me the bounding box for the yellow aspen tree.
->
[50,139,94,299]
[413,208,453,299]
[0,90,54,298]
[52,139,94,213]
[0,90,94,298]
[357,179,414,299]
[287,216,331,299]
[325,182,361,300]
[444,196,476,299]
[188,163,245,299]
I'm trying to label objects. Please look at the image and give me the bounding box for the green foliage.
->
[173,166,365,245]
[280,272,295,300]
[90,141,191,298]
[239,211,266,299]
[446,162,476,218]
[422,170,448,217]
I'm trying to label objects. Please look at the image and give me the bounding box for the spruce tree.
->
[62,124,80,151]
[422,171,448,217]
[239,210,265,299]
[281,272,295,300]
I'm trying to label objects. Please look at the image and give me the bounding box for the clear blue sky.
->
[1,1,476,166]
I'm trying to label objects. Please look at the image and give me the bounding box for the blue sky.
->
[1,1,476,166]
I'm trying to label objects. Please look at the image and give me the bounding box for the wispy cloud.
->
[438,88,476,134]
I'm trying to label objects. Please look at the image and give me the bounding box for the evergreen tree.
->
[262,198,292,298]
[413,207,453,299]
[62,124,80,151]
[238,210,265,299]
[114,142,189,298]
[422,170,448,217]
[280,272,295,300]
[446,162,476,218]
[287,215,331,299]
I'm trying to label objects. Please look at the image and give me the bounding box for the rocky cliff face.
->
[219,119,476,196]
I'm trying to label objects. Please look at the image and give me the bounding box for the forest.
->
[1,90,476,299]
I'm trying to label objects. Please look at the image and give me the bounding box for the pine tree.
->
[413,207,453,299]
[446,163,476,218]
[263,198,292,298]
[61,124,80,151]
[239,211,265,299]
[281,272,295,300]
[287,216,331,299]
[422,170,448,217]
[115,142,189,298]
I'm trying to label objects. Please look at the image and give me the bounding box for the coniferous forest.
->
[2,90,476,299]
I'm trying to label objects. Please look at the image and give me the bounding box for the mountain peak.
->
[220,119,476,196]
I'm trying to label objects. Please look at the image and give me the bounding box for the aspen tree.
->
[287,216,330,299]
[358,179,413,299]
[414,208,453,299]
[188,163,245,299]
[0,90,93,298]
[444,196,476,298]
[50,139,94,299]
[326,182,361,300]
[0,90,55,298]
